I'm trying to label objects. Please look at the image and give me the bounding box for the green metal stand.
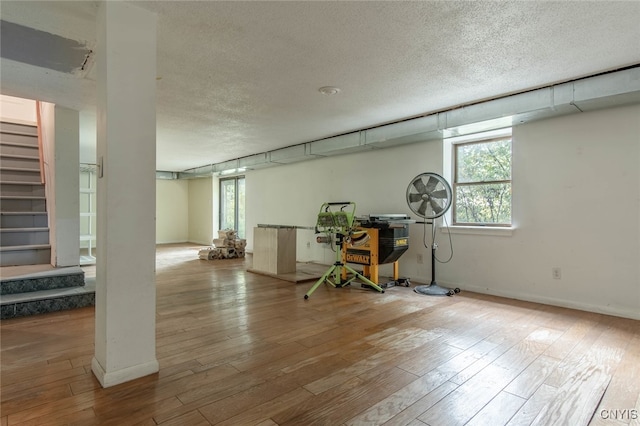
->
[304,235,384,299]
[305,201,385,299]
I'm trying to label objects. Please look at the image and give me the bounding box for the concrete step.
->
[1,274,94,320]
[0,212,48,228]
[0,227,49,246]
[0,196,46,212]
[0,167,41,183]
[1,181,45,197]
[0,142,39,157]
[1,266,84,295]
[0,153,40,169]
[0,244,51,266]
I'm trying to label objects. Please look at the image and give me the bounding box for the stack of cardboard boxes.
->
[198,229,247,260]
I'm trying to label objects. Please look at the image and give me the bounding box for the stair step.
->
[0,227,50,246]
[0,129,38,137]
[0,126,39,146]
[0,212,48,228]
[0,142,39,157]
[0,243,51,251]
[0,196,46,212]
[0,166,40,172]
[0,277,94,320]
[0,122,38,136]
[0,226,49,232]
[0,168,42,183]
[0,244,51,266]
[1,266,84,295]
[0,153,40,169]
[0,153,39,160]
[1,180,44,184]
[0,195,45,199]
[0,181,45,197]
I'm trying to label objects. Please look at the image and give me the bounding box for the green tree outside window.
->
[454,137,512,225]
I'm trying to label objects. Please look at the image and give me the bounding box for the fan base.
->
[414,283,453,296]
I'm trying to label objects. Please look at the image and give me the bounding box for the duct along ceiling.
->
[1,1,639,172]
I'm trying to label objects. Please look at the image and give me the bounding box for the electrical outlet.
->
[417,254,424,264]
[552,267,561,280]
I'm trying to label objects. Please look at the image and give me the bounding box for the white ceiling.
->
[1,1,639,171]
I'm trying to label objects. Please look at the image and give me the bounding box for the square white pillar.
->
[52,106,80,267]
[92,1,159,388]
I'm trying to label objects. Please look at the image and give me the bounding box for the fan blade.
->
[417,200,428,216]
[409,193,423,203]
[431,189,448,199]
[430,199,443,215]
[413,178,427,194]
[426,176,439,192]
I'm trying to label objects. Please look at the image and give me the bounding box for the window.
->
[453,134,512,226]
[219,176,245,238]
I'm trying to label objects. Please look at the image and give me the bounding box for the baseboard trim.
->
[446,281,640,321]
[91,357,159,388]
[187,240,212,246]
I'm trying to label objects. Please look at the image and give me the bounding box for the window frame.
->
[219,175,245,238]
[452,134,512,227]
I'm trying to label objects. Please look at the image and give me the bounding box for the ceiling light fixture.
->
[318,86,341,95]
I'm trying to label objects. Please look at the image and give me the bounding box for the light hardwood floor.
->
[1,244,639,425]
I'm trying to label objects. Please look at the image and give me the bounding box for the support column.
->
[91,2,158,388]
[52,106,80,267]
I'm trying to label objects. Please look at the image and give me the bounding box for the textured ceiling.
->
[1,1,639,171]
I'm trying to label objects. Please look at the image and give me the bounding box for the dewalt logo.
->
[346,249,370,265]
[395,238,408,246]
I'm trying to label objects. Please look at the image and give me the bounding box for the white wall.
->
[156,179,189,244]
[79,111,97,164]
[246,139,443,276]
[0,94,36,124]
[437,104,639,319]
[188,177,214,245]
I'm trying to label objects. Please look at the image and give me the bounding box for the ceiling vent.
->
[178,66,640,177]
[269,144,318,164]
[309,132,372,157]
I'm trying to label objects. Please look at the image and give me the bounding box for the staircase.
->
[0,121,50,266]
[1,120,93,319]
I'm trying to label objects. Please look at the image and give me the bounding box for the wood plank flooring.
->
[1,243,639,425]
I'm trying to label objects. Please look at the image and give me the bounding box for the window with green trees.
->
[453,136,512,226]
[220,176,245,238]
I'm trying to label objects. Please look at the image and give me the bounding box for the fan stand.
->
[413,222,461,297]
[417,226,450,295]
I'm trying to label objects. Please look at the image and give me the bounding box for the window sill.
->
[439,225,514,237]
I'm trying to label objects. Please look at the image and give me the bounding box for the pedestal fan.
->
[406,172,460,296]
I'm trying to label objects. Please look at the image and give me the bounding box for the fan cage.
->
[406,172,452,219]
